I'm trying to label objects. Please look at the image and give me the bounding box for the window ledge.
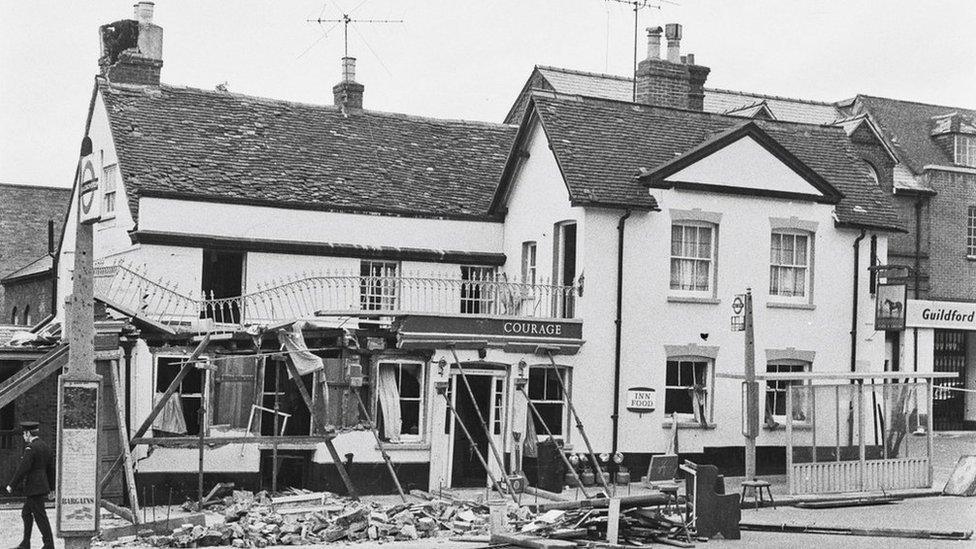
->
[661,421,716,430]
[667,296,720,305]
[763,422,812,431]
[376,442,430,451]
[767,301,816,310]
[966,256,976,262]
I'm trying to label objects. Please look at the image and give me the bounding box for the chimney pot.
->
[341,56,357,82]
[686,53,695,65]
[134,2,154,25]
[646,26,662,60]
[665,23,682,63]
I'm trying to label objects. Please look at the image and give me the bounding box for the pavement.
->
[1,431,973,548]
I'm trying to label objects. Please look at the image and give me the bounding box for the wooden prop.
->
[543,350,611,495]
[98,335,211,495]
[740,522,972,541]
[515,381,590,499]
[282,359,359,499]
[681,461,740,540]
[107,360,140,523]
[450,346,514,496]
[436,382,514,502]
[353,389,407,502]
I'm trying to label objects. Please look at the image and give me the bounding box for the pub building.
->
[48,6,902,498]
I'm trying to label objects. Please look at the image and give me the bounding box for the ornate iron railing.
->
[93,261,577,334]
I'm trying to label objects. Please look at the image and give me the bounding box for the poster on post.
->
[56,376,100,536]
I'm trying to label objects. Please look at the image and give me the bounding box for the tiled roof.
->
[518,66,843,124]
[852,95,976,174]
[527,92,902,231]
[704,88,841,125]
[98,80,517,220]
[1,255,53,283]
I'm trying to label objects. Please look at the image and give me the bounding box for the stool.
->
[740,479,775,510]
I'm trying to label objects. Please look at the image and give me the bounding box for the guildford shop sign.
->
[905,300,976,329]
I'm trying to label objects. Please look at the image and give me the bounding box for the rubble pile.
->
[141,489,514,547]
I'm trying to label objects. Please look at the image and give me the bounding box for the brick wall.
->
[635,59,710,111]
[924,170,976,301]
[0,184,71,311]
[2,275,56,326]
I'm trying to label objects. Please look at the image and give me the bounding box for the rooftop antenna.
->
[606,0,676,101]
[307,12,403,60]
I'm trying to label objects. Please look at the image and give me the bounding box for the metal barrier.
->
[93,261,577,334]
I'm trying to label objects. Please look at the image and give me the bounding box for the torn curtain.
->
[278,321,324,377]
[152,391,187,435]
[376,364,401,442]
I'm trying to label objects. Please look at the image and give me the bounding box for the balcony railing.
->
[93,262,577,334]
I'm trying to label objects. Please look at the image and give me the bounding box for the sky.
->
[1,0,974,189]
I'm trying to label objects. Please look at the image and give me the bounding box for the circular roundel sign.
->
[732,295,745,315]
[78,158,99,222]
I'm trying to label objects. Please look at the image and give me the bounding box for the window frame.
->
[101,163,119,219]
[663,357,713,423]
[521,241,537,285]
[153,354,211,436]
[375,359,427,443]
[526,364,570,442]
[360,260,400,311]
[955,135,976,168]
[460,265,497,314]
[769,230,812,302]
[669,221,717,298]
[967,206,976,258]
[765,359,812,423]
[10,307,17,325]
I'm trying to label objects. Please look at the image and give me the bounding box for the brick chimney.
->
[333,57,364,111]
[98,2,164,86]
[635,24,710,111]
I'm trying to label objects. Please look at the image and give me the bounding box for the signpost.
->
[58,137,101,549]
[735,290,758,479]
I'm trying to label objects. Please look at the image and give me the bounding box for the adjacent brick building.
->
[0,183,71,325]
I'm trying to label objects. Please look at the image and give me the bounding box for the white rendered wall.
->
[137,197,503,253]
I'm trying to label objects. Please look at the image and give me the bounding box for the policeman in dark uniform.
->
[5,421,55,549]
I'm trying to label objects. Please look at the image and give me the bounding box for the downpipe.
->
[851,229,866,372]
[611,210,631,456]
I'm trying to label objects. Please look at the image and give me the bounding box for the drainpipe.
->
[851,229,866,372]
[611,209,632,456]
[913,199,923,371]
[48,220,57,319]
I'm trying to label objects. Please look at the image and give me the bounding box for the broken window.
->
[766,361,810,421]
[201,249,245,324]
[664,359,710,423]
[528,366,567,437]
[154,355,206,436]
[212,355,261,430]
[375,361,425,442]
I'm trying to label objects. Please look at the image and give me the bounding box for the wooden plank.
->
[99,499,134,523]
[489,533,576,548]
[108,360,140,523]
[130,435,336,446]
[605,498,621,544]
[99,513,207,542]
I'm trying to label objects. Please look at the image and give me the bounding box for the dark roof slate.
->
[98,80,517,221]
[527,93,902,231]
[853,95,976,174]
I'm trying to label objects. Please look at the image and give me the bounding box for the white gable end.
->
[664,135,826,197]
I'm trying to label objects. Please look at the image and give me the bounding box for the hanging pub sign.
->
[77,138,101,224]
[626,387,656,413]
[875,283,907,331]
[56,375,101,536]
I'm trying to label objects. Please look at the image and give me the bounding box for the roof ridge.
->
[857,93,976,114]
[534,90,846,131]
[705,86,837,107]
[0,182,71,191]
[535,65,633,83]
[102,80,514,130]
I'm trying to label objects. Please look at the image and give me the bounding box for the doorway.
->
[553,222,577,318]
[448,370,508,488]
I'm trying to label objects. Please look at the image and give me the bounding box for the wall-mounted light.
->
[437,357,447,376]
[518,359,527,378]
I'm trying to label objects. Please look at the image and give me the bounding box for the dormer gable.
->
[639,122,843,204]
